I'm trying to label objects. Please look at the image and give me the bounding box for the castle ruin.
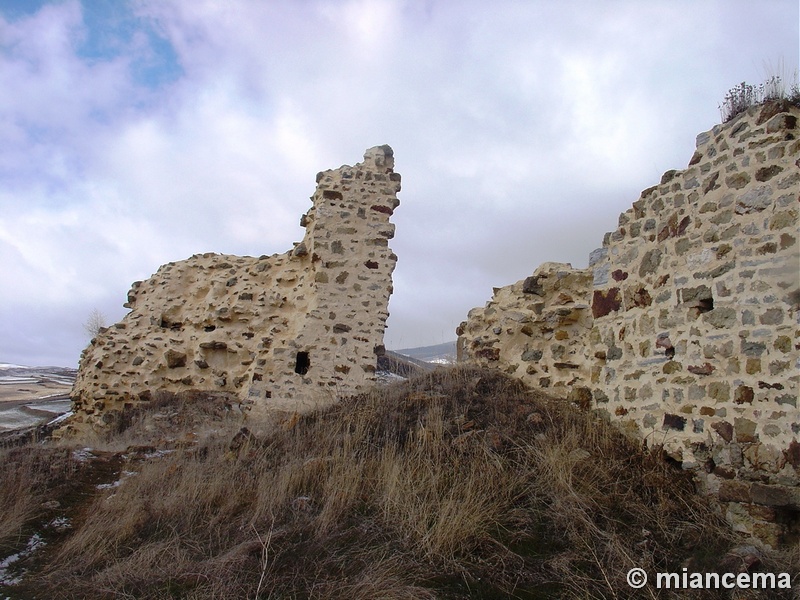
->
[67,145,401,433]
[458,102,800,545]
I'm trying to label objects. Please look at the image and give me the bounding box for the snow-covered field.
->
[0,364,75,432]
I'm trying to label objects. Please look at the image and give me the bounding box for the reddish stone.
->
[657,213,692,242]
[612,269,629,281]
[688,362,715,376]
[474,347,500,361]
[632,287,652,308]
[712,420,734,442]
[370,204,394,215]
[592,287,621,318]
[786,440,800,468]
[719,480,751,503]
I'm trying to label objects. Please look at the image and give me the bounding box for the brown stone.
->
[657,213,691,242]
[474,347,500,361]
[769,209,796,230]
[733,385,754,404]
[164,350,187,369]
[712,420,734,442]
[726,172,750,189]
[750,483,796,508]
[719,480,751,503]
[779,233,796,250]
[745,358,761,375]
[707,381,730,402]
[567,386,593,410]
[786,440,800,468]
[370,204,393,215]
[632,287,652,308]
[591,288,621,318]
[734,417,758,443]
[688,362,715,376]
[200,341,228,350]
[755,165,783,182]
[663,413,687,431]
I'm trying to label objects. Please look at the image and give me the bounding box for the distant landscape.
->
[0,364,75,434]
[0,345,457,436]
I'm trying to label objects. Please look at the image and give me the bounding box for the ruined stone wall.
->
[456,262,594,398]
[458,102,800,545]
[68,146,401,432]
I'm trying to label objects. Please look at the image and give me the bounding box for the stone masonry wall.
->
[67,145,401,434]
[458,102,800,545]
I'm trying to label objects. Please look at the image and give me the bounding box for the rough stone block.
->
[164,350,187,369]
[719,480,751,503]
[734,417,758,443]
[750,483,797,508]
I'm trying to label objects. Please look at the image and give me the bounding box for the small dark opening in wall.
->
[698,297,714,313]
[295,352,310,375]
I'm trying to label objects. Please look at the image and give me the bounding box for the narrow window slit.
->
[295,352,310,375]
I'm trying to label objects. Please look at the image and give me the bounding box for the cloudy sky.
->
[1,0,797,367]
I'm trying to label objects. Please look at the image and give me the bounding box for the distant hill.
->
[393,341,457,364]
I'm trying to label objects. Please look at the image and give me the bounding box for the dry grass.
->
[0,446,75,552]
[1,366,796,598]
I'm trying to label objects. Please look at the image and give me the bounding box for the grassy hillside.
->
[0,366,796,598]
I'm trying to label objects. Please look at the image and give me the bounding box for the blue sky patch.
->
[0,0,52,20]
[0,0,183,89]
[77,1,183,88]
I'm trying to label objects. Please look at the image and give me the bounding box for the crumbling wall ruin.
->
[458,102,800,545]
[67,145,401,433]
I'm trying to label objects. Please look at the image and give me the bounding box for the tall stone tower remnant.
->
[68,145,401,433]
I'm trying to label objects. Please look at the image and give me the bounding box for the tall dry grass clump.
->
[1,366,795,598]
[0,446,75,552]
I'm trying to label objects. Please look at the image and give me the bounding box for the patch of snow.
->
[0,533,45,587]
[143,449,175,459]
[376,371,406,384]
[47,411,73,426]
[97,470,138,490]
[96,480,122,490]
[71,448,95,462]
[0,376,38,384]
[45,517,71,532]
